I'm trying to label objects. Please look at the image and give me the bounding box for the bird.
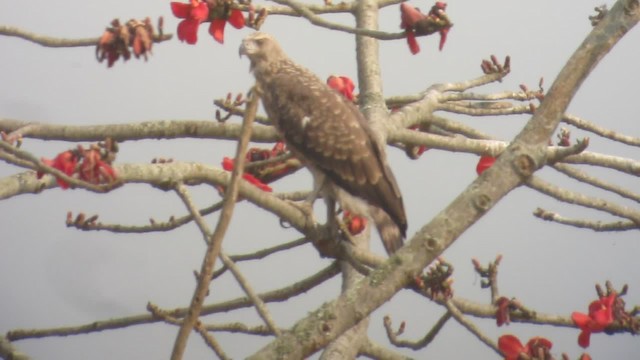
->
[239,32,407,254]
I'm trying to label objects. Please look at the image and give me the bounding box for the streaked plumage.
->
[239,32,407,254]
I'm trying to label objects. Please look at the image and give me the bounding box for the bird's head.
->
[239,32,286,72]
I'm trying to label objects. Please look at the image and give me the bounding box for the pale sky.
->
[1,0,639,358]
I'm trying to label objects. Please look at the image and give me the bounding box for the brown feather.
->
[240,32,407,252]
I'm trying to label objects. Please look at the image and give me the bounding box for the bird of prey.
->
[239,32,407,254]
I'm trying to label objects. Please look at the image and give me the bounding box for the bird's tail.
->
[370,207,404,254]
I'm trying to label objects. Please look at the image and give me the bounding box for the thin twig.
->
[563,113,640,147]
[358,338,412,360]
[211,237,310,280]
[526,176,640,224]
[553,163,640,203]
[202,322,280,336]
[170,90,260,360]
[383,312,452,350]
[7,262,340,341]
[269,0,404,39]
[533,208,638,231]
[194,322,232,360]
[70,201,224,234]
[219,252,282,336]
[444,299,501,356]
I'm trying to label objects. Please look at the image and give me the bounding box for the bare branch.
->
[533,208,638,231]
[202,322,279,336]
[563,113,640,146]
[170,90,260,359]
[219,253,282,337]
[553,163,640,203]
[383,312,451,350]
[359,338,413,360]
[0,118,279,143]
[194,322,233,360]
[0,24,171,47]
[7,262,340,341]
[526,176,640,224]
[268,0,404,39]
[444,299,501,356]
[212,237,310,280]
[0,335,30,360]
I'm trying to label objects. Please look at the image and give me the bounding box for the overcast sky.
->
[1,0,639,358]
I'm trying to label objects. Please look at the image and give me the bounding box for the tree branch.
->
[170,90,259,359]
[0,25,171,47]
[7,262,340,341]
[246,1,640,357]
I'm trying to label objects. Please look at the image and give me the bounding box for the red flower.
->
[209,9,245,44]
[498,335,552,360]
[438,26,450,51]
[428,2,450,51]
[342,210,367,235]
[222,157,272,192]
[399,2,452,55]
[171,0,209,44]
[571,292,616,348]
[476,156,496,175]
[327,75,356,101]
[400,3,425,55]
[38,151,78,189]
[495,297,511,327]
[77,147,117,185]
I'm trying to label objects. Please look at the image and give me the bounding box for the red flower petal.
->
[228,9,245,29]
[327,75,356,101]
[400,3,425,29]
[526,337,553,353]
[591,309,613,328]
[498,335,525,360]
[97,161,117,182]
[190,1,209,21]
[476,156,496,175]
[495,297,511,327]
[271,141,286,155]
[171,2,190,18]
[578,329,591,348]
[243,173,272,192]
[222,157,235,171]
[177,19,201,44]
[438,27,450,51]
[572,312,592,329]
[406,30,420,55]
[209,19,226,44]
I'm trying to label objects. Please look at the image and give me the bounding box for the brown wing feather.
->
[258,63,407,236]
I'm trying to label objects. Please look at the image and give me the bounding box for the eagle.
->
[239,32,407,254]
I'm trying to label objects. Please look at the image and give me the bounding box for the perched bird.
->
[239,32,407,254]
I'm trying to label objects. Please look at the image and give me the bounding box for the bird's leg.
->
[324,196,339,240]
[287,173,325,227]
